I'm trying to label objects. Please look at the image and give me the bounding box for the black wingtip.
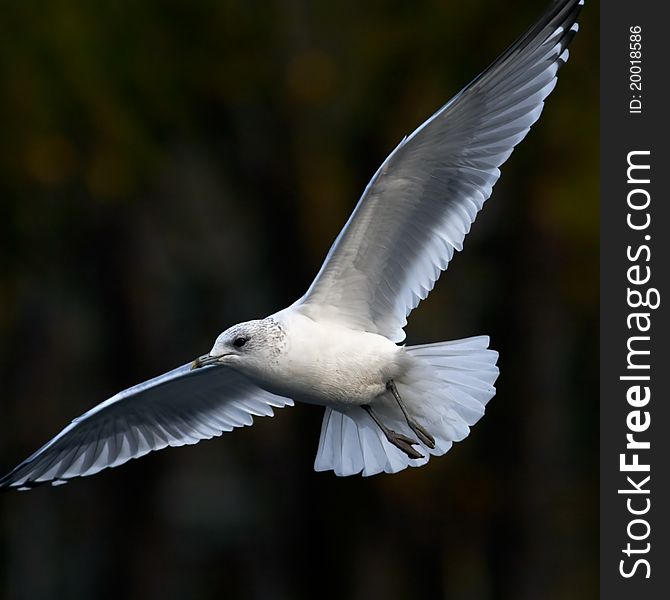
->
[0,473,71,492]
[0,471,18,492]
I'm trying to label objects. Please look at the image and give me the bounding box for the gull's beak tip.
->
[191,354,209,370]
[192,353,223,370]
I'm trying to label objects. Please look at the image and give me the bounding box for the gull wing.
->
[296,0,583,342]
[0,364,293,490]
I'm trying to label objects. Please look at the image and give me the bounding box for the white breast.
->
[255,309,408,407]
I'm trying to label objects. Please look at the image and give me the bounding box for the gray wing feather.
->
[297,0,583,342]
[0,364,292,490]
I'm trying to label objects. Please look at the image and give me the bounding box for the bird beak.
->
[191,354,224,370]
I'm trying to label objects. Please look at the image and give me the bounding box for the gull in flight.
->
[1,0,583,489]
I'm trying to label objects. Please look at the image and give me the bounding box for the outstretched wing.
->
[0,364,293,490]
[296,0,583,342]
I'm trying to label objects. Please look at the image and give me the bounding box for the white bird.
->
[0,0,583,489]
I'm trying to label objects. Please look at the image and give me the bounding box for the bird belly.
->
[252,318,408,408]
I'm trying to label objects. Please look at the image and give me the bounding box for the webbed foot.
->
[361,405,424,460]
[386,380,436,449]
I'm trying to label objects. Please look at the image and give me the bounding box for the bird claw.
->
[386,379,436,450]
[411,423,436,449]
[386,429,424,460]
[362,404,424,459]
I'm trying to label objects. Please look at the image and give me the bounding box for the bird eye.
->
[233,336,248,348]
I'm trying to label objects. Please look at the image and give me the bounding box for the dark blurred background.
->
[0,1,598,599]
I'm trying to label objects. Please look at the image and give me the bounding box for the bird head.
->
[191,318,285,371]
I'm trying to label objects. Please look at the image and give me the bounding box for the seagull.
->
[0,0,584,490]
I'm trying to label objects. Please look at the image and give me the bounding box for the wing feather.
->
[295,0,583,341]
[0,363,292,490]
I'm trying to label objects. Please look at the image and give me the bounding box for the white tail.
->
[314,336,499,476]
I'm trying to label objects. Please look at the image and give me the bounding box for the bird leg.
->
[361,405,424,460]
[386,380,436,449]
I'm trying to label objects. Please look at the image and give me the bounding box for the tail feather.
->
[314,335,499,477]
